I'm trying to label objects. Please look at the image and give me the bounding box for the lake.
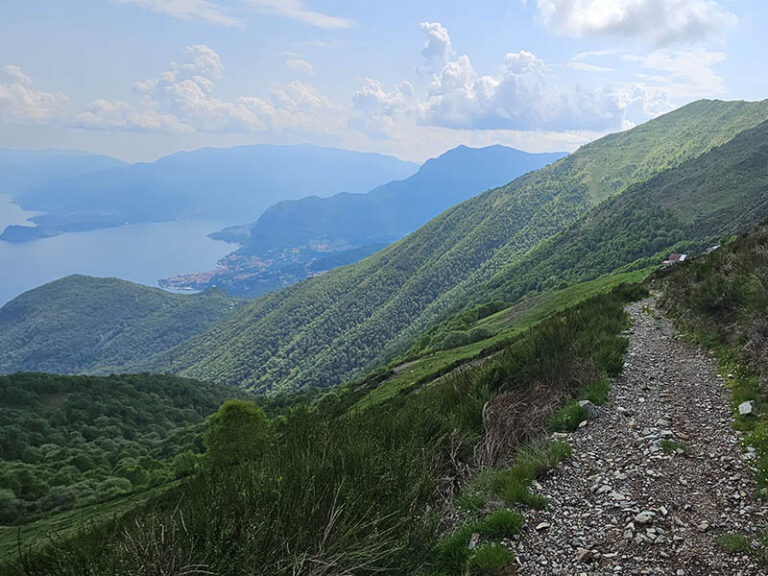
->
[0,194,234,306]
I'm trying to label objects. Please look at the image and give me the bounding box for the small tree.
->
[204,400,270,467]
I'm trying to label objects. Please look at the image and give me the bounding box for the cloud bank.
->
[536,0,738,46]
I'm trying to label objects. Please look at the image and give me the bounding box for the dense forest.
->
[0,275,240,375]
[151,100,768,393]
[0,373,245,525]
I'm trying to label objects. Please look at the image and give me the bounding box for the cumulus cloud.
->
[246,0,355,29]
[350,79,414,138]
[286,58,314,76]
[626,48,727,98]
[419,22,454,65]
[116,0,241,27]
[0,65,69,123]
[537,0,738,46]
[75,44,339,135]
[418,50,628,131]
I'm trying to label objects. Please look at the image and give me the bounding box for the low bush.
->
[478,509,524,539]
[468,543,512,575]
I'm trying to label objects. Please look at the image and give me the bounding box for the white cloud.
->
[626,49,727,98]
[246,0,355,29]
[419,22,454,65]
[116,0,241,26]
[537,0,738,46]
[75,45,341,135]
[350,79,414,138]
[286,58,314,76]
[567,61,613,73]
[0,65,69,123]
[418,50,628,131]
[76,98,195,133]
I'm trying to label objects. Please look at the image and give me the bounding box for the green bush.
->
[479,509,524,539]
[204,400,271,467]
[435,525,477,575]
[469,543,512,575]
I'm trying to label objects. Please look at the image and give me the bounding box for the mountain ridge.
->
[155,99,768,392]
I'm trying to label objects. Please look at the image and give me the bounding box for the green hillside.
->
[0,372,246,530]
[482,117,768,303]
[6,283,647,575]
[0,275,241,375]
[156,99,768,392]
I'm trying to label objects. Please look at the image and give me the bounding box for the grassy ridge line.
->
[9,284,647,575]
[482,118,768,305]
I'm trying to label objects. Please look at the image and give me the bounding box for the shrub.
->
[436,525,477,575]
[479,509,524,538]
[204,400,270,467]
[468,543,512,575]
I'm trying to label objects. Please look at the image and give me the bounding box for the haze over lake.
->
[0,194,232,306]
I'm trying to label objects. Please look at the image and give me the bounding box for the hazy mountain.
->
[163,145,565,296]
[0,148,127,197]
[4,145,418,242]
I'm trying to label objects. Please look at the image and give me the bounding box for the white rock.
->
[738,401,754,416]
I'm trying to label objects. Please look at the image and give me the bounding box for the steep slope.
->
[481,118,768,303]
[0,275,240,375]
[8,145,417,240]
[158,99,768,392]
[162,145,564,296]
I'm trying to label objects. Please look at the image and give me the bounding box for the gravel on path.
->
[513,297,767,575]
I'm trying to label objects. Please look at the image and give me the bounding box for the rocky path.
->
[513,297,767,575]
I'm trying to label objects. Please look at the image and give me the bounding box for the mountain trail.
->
[513,296,767,575]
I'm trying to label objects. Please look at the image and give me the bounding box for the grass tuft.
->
[478,509,524,539]
[468,543,512,575]
[717,532,751,553]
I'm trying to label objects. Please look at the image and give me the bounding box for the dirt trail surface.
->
[513,297,767,575]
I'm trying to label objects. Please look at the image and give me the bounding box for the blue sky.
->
[1,0,766,162]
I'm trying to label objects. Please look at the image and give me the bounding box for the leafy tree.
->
[204,401,271,467]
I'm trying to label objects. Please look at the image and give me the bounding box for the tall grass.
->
[9,283,646,576]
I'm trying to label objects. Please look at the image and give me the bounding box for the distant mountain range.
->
[161,145,565,296]
[1,145,418,242]
[0,148,127,198]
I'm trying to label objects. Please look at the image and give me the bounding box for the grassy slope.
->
[482,118,768,303]
[353,268,652,409]
[158,100,768,393]
[0,275,240,375]
[0,486,168,563]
